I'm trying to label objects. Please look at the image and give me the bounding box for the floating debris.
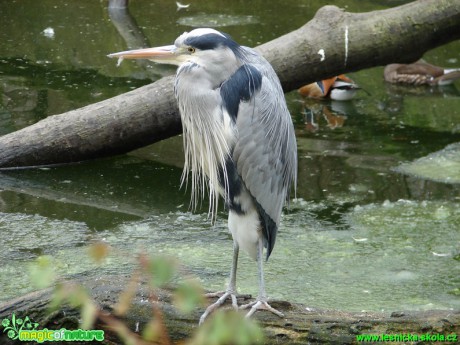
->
[42,27,55,39]
[432,252,450,257]
[176,1,190,10]
[352,237,368,243]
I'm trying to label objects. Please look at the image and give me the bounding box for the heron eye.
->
[187,47,196,54]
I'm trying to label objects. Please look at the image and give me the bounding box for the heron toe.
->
[199,290,242,325]
[241,299,285,319]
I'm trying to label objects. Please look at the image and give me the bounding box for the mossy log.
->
[0,276,458,345]
[0,0,459,168]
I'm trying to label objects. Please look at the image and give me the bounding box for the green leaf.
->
[29,256,56,289]
[189,310,265,345]
[173,279,205,314]
[67,284,89,308]
[142,319,161,342]
[146,256,177,288]
[113,273,139,316]
[48,283,67,312]
[81,300,97,330]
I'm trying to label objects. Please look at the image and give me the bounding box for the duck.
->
[384,60,460,86]
[298,74,361,101]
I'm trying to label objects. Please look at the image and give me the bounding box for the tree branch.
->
[0,0,459,168]
[0,279,459,345]
[260,0,460,91]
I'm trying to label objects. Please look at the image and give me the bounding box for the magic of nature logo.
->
[2,313,104,343]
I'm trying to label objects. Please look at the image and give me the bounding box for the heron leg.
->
[199,240,243,325]
[240,238,285,319]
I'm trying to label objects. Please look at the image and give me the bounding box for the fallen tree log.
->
[0,0,459,168]
[1,276,458,345]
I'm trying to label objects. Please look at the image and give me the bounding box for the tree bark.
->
[1,276,459,345]
[260,0,460,91]
[0,0,459,168]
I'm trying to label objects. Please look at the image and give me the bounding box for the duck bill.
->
[107,45,179,64]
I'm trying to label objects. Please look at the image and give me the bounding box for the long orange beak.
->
[107,45,180,65]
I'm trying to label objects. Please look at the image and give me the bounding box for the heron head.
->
[108,28,244,75]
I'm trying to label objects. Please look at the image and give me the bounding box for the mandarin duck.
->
[298,74,361,101]
[384,60,460,86]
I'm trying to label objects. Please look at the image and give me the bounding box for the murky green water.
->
[0,0,459,313]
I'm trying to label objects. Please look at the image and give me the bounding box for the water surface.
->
[0,0,459,312]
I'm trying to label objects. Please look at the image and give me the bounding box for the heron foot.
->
[199,290,250,325]
[240,299,285,319]
[204,290,252,299]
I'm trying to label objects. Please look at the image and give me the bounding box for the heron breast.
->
[220,64,262,121]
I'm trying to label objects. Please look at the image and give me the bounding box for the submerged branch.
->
[0,278,458,345]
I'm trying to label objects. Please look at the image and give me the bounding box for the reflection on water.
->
[177,14,259,27]
[301,100,353,132]
[0,0,459,312]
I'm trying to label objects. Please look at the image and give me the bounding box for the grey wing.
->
[231,50,297,258]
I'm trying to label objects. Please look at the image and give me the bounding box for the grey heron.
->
[108,28,297,324]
